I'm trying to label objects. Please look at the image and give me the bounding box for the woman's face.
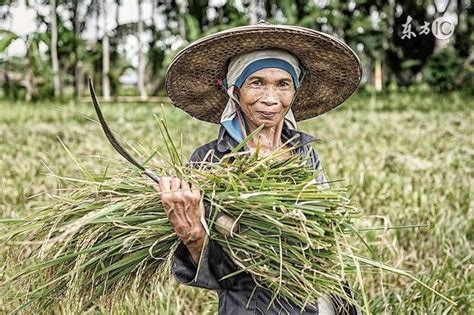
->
[236,68,295,129]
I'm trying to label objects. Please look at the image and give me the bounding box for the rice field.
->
[0,91,472,314]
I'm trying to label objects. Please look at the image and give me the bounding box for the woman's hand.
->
[154,177,207,264]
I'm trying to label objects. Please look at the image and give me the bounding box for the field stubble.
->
[0,92,472,313]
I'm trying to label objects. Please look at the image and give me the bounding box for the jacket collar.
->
[216,123,318,153]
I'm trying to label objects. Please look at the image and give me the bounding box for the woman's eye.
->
[279,81,290,87]
[250,80,262,86]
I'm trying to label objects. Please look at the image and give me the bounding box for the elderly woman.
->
[155,23,362,314]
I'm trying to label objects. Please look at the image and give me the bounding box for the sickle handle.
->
[215,213,240,236]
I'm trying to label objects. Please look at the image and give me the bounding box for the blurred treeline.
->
[0,0,473,102]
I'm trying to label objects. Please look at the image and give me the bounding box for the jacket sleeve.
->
[171,148,240,291]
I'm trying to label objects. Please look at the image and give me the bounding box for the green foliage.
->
[0,29,52,101]
[423,47,465,92]
[0,29,18,53]
[2,0,473,99]
[460,63,474,95]
[183,14,201,42]
[279,0,298,24]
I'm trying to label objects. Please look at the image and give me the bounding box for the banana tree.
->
[0,30,49,101]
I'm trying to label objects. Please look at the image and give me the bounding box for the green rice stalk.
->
[0,117,456,313]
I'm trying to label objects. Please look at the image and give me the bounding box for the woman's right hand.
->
[153,177,207,264]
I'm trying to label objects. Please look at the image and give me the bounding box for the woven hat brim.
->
[166,24,362,124]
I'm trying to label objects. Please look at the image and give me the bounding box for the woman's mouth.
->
[257,111,278,118]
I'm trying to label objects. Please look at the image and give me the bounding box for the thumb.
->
[199,200,210,236]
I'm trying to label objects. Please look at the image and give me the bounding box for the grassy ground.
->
[0,91,472,314]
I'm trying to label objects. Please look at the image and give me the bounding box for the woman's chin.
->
[254,121,274,129]
[254,117,283,128]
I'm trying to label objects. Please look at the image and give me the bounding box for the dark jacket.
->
[172,125,360,315]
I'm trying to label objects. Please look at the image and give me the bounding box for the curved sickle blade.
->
[88,79,160,184]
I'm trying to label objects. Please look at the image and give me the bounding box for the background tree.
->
[50,0,60,97]
[0,0,472,99]
[137,0,147,100]
[102,0,111,101]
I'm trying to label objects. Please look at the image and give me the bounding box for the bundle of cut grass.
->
[0,118,454,313]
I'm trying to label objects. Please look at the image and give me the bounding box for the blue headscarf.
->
[220,49,303,143]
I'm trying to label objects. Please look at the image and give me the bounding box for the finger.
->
[180,180,190,191]
[165,205,175,216]
[160,177,171,192]
[191,182,200,199]
[170,177,181,192]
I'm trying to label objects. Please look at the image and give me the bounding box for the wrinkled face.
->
[236,68,296,129]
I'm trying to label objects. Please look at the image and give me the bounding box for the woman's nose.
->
[259,86,279,106]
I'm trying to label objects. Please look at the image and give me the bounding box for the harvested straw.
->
[0,117,455,313]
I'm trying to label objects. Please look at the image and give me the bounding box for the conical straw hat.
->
[166,23,362,124]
